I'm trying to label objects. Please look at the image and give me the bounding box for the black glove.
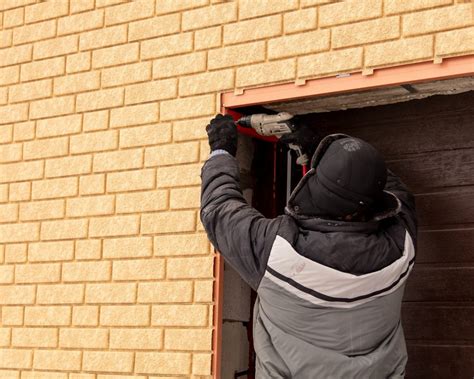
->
[206,114,238,156]
[279,120,322,158]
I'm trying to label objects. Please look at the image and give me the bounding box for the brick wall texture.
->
[0,0,472,377]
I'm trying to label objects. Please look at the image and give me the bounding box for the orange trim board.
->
[211,54,474,378]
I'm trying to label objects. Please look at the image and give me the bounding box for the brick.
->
[75,239,102,260]
[3,8,24,29]
[16,263,61,284]
[79,24,126,50]
[9,182,30,201]
[59,328,108,349]
[80,174,105,195]
[1,161,43,184]
[12,121,33,142]
[284,8,317,34]
[66,195,114,217]
[110,103,158,128]
[268,30,330,60]
[93,149,143,172]
[436,26,474,56]
[30,95,74,120]
[89,215,139,237]
[25,306,70,326]
[5,243,27,263]
[84,110,109,131]
[194,280,213,302]
[160,94,214,121]
[156,163,201,187]
[37,283,83,304]
[100,305,150,326]
[1,306,23,325]
[320,0,382,27]
[179,69,234,96]
[45,155,92,178]
[403,3,472,36]
[103,61,151,88]
[23,137,68,160]
[183,2,236,30]
[0,45,31,67]
[0,87,8,105]
[0,143,22,162]
[21,56,64,83]
[83,351,134,373]
[0,349,32,369]
[141,211,195,234]
[156,0,208,15]
[141,33,193,60]
[63,261,111,282]
[0,223,39,243]
[365,35,433,67]
[22,372,67,379]
[0,184,8,202]
[96,0,130,6]
[0,371,19,379]
[125,79,177,104]
[0,266,14,283]
[0,124,13,142]
[0,204,17,223]
[32,177,78,200]
[169,187,200,209]
[13,20,55,45]
[0,66,19,86]
[113,259,165,281]
[145,141,199,166]
[41,219,88,240]
[85,282,136,304]
[167,256,213,279]
[195,26,221,50]
[173,117,208,141]
[208,41,265,70]
[54,71,100,95]
[106,169,155,193]
[37,114,82,138]
[71,0,95,13]
[116,190,168,213]
[33,35,78,60]
[0,103,28,124]
[9,79,52,103]
[66,51,91,73]
[25,0,68,23]
[137,281,193,303]
[136,352,191,375]
[110,328,162,350]
[0,327,11,346]
[193,353,212,375]
[385,0,453,14]
[12,327,57,347]
[301,0,337,5]
[129,13,180,41]
[19,199,64,221]
[121,124,171,149]
[223,15,281,45]
[72,305,98,326]
[92,42,139,68]
[151,304,207,326]
[153,52,206,79]
[0,285,35,306]
[165,329,212,351]
[0,30,12,48]
[236,58,295,87]
[71,130,117,155]
[240,0,297,19]
[103,236,152,259]
[298,47,363,77]
[105,0,154,25]
[33,349,81,371]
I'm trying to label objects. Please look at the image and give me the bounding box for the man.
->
[200,114,417,378]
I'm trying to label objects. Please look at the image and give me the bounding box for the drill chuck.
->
[236,112,294,137]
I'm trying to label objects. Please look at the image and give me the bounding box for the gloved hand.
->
[279,120,322,158]
[206,114,238,156]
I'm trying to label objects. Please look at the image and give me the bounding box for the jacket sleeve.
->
[200,153,296,290]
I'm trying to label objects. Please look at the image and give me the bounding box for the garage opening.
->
[218,70,474,379]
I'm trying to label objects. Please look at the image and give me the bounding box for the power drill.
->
[236,112,309,173]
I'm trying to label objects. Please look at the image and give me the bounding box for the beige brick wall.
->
[0,0,472,377]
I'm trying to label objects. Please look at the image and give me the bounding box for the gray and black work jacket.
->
[200,135,417,379]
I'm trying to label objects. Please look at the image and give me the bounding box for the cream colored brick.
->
[22,372,67,379]
[208,41,265,70]
[66,51,91,73]
[182,2,236,30]
[33,35,78,60]
[12,327,57,347]
[236,58,295,87]
[141,211,195,234]
[138,281,193,303]
[102,61,152,88]
[436,26,474,56]
[16,263,61,284]
[9,79,52,104]
[13,121,34,141]
[319,0,382,27]
[59,328,108,348]
[3,7,24,29]
[84,110,109,131]
[154,234,209,256]
[223,15,282,45]
[29,95,74,120]
[129,13,180,41]
[110,328,162,350]
[167,256,213,279]
[66,195,114,217]
[19,199,64,221]
[25,305,70,326]
[71,130,117,154]
[136,352,191,375]
[100,305,150,326]
[1,161,43,184]
[116,190,168,213]
[0,266,14,283]
[179,69,234,96]
[63,261,111,282]
[80,174,105,195]
[0,184,8,203]
[165,329,212,351]
[193,353,212,375]
[194,280,213,302]
[41,219,88,240]
[153,52,206,79]
[0,223,39,243]
[0,124,13,142]
[45,155,92,178]
[0,66,19,86]
[83,351,134,373]
[301,0,337,5]
[156,163,201,187]
[54,71,100,95]
[113,258,165,281]
[79,24,126,50]
[96,0,130,6]
[5,243,27,263]
[240,0,297,19]
[21,56,64,83]
[0,30,12,48]
[0,286,35,306]
[92,42,139,68]
[25,0,68,23]
[0,349,32,369]
[0,45,31,68]
[170,187,200,209]
[0,103,28,124]
[9,182,31,201]
[23,137,68,160]
[37,283,83,304]
[36,114,81,138]
[1,306,23,326]
[385,0,453,14]
[156,0,208,15]
[0,87,8,105]
[125,79,177,104]
[103,236,152,259]
[365,35,433,67]
[105,0,154,25]
[71,0,95,13]
[403,3,472,36]
[151,304,207,326]
[284,8,317,34]
[93,149,143,172]
[106,169,155,193]
[160,94,215,121]
[13,20,55,45]
[0,203,17,222]
[33,349,81,371]
[173,117,208,141]
[89,215,140,237]
[32,177,78,200]
[85,282,136,303]
[298,47,363,77]
[110,103,158,128]
[0,327,11,346]
[268,30,330,60]
[75,239,102,260]
[97,375,145,379]
[195,26,221,50]
[0,143,22,162]
[141,33,193,60]
[72,305,99,326]
[145,141,199,167]
[121,124,171,149]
